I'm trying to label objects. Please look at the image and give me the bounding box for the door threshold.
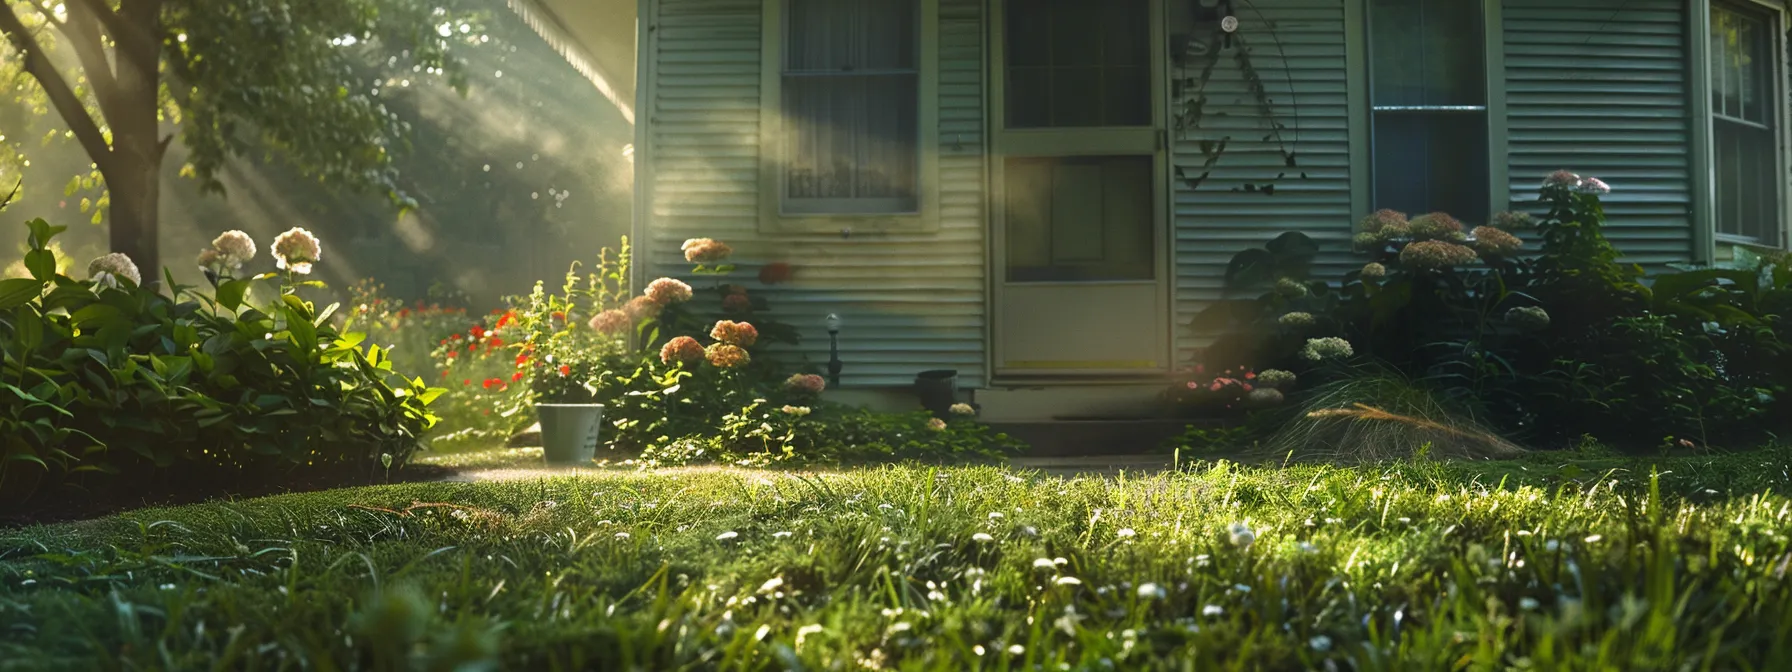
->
[986,374,1169,389]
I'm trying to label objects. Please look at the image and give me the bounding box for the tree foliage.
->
[0,0,484,276]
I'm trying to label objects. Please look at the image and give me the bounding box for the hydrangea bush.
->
[1192,171,1792,449]
[0,220,441,506]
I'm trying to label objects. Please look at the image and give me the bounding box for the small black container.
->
[915,369,959,419]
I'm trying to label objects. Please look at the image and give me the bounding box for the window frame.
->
[1359,0,1502,223]
[758,0,941,234]
[1696,0,1790,252]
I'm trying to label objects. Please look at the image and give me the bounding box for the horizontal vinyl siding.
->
[1504,0,1696,265]
[1171,0,1355,363]
[645,0,987,387]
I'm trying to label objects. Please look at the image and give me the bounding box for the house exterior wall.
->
[637,0,1740,387]
[1503,0,1694,266]
[639,0,989,388]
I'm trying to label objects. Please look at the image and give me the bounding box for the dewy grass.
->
[2,458,1791,669]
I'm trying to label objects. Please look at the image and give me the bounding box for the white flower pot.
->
[536,403,604,465]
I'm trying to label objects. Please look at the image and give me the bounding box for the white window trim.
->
[757,0,941,234]
[1693,0,1791,254]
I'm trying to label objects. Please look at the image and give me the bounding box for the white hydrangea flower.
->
[211,230,257,267]
[270,227,322,274]
[87,253,141,288]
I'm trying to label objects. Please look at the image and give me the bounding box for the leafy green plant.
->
[636,401,1022,468]
[1263,365,1525,463]
[0,219,441,506]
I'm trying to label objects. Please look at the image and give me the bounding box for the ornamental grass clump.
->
[1262,368,1525,463]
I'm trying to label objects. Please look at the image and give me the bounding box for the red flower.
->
[1245,372,1256,380]
[463,379,472,386]
[451,333,463,341]
[1209,383,1222,391]
[470,325,486,339]
[440,370,450,378]
[440,339,449,346]
[487,337,504,348]
[1242,384,1253,392]
[757,262,794,285]
[482,378,498,389]
[467,343,477,352]
[446,350,458,359]
[516,354,530,366]
[397,308,410,318]
[512,371,525,382]
[496,311,515,329]
[1195,364,1205,374]
[559,364,572,376]
[551,311,566,321]
[1186,381,1198,390]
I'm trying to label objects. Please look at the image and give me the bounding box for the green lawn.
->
[2,453,1791,670]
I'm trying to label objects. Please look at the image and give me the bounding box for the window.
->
[1710,1,1784,246]
[1005,0,1151,129]
[779,0,920,215]
[1366,0,1489,221]
[1004,155,1155,282]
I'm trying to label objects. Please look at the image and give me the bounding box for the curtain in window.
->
[1711,3,1781,245]
[783,0,919,212]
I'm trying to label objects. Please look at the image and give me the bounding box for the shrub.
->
[0,220,441,506]
[636,400,1022,468]
[1201,171,1792,451]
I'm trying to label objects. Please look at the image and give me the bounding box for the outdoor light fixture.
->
[825,313,843,388]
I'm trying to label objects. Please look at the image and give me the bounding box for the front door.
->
[991,0,1171,377]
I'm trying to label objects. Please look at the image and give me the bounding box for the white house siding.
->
[642,0,988,387]
[1169,0,1356,364]
[1503,0,1695,266]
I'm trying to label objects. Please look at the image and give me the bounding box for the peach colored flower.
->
[588,309,631,335]
[681,238,733,263]
[88,252,141,287]
[1576,177,1610,195]
[1408,212,1466,241]
[1357,209,1408,235]
[723,293,751,313]
[1400,240,1479,270]
[926,418,947,431]
[1543,170,1580,188]
[660,336,704,365]
[645,277,694,304]
[784,373,826,394]
[271,227,321,274]
[1471,226,1524,257]
[1360,262,1387,279]
[710,320,759,347]
[704,343,751,369]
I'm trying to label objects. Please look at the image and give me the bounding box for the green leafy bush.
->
[637,400,1021,467]
[0,220,441,506]
[1201,172,1792,450]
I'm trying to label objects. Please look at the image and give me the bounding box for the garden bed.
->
[1,453,1788,668]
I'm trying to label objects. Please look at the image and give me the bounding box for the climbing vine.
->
[1171,1,1305,195]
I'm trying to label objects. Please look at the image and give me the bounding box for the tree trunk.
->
[105,159,160,282]
[105,0,167,285]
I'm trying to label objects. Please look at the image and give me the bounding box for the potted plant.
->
[531,355,605,465]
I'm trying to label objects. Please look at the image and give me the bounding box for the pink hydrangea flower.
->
[681,238,734,263]
[1575,177,1610,195]
[710,320,759,347]
[645,277,694,305]
[660,336,704,365]
[1470,226,1524,257]
[588,309,631,335]
[704,343,751,368]
[784,373,826,394]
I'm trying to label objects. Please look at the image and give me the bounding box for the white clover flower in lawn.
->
[87,252,141,288]
[1298,541,1319,554]
[211,230,257,267]
[715,531,740,541]
[972,532,994,543]
[758,577,784,594]
[1054,576,1082,586]
[1228,522,1256,549]
[1137,583,1166,600]
[270,227,321,274]
[1032,558,1057,570]
[1301,337,1355,362]
[1202,604,1224,617]
[1309,635,1332,652]
[1116,528,1136,539]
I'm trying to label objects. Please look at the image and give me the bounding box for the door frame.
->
[986,0,1175,380]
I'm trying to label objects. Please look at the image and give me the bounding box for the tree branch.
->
[20,0,61,27]
[58,0,121,122]
[66,0,127,39]
[0,2,116,174]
